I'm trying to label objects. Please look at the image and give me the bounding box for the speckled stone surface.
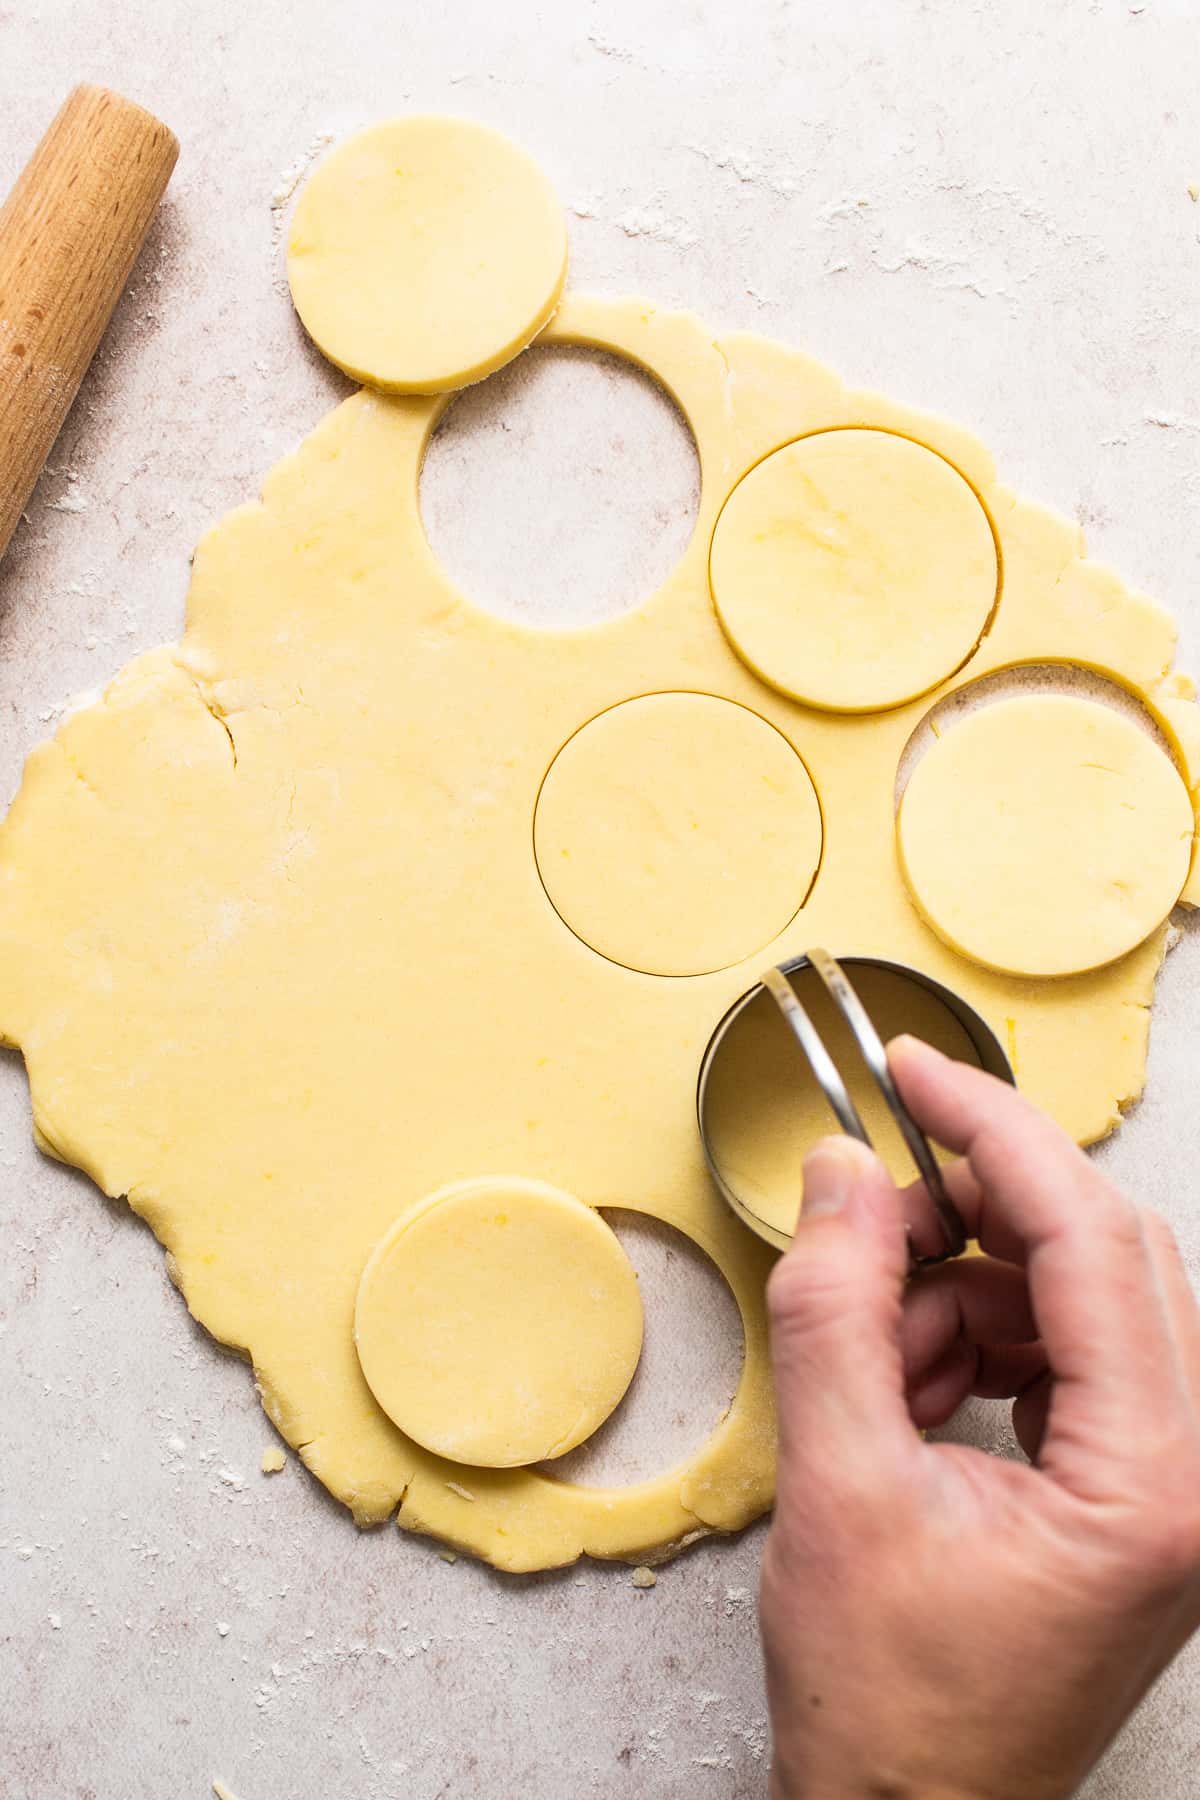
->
[1,3,1199,1795]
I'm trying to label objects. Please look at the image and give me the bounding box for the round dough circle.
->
[287,116,568,394]
[898,695,1194,978]
[534,693,822,977]
[709,428,998,712]
[354,1178,643,1468]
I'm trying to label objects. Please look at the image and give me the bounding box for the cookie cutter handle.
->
[760,967,870,1147]
[765,949,968,1270]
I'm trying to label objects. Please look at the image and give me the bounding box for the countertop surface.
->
[2,2,1199,1795]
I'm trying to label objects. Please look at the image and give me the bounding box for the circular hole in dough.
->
[703,962,980,1241]
[897,694,1194,978]
[287,116,568,394]
[533,692,823,978]
[537,1212,744,1485]
[354,1178,644,1468]
[420,345,700,626]
[893,660,1177,814]
[708,428,999,713]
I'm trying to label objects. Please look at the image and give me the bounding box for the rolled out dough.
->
[287,117,568,394]
[0,292,1196,1571]
[898,695,1194,978]
[354,1178,644,1468]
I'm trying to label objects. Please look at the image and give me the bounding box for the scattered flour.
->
[685,141,798,199]
[615,206,698,250]
[270,132,335,244]
[723,1585,753,1618]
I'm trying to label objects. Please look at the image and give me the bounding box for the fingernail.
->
[888,1033,943,1065]
[801,1140,858,1219]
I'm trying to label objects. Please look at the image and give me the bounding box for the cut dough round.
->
[534,693,822,977]
[709,428,998,712]
[287,116,568,394]
[898,695,1194,977]
[354,1179,643,1468]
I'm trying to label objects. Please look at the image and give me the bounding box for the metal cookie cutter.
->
[697,949,1015,1270]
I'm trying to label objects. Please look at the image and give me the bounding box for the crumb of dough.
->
[260,1447,286,1474]
[445,1480,475,1501]
[439,1548,458,1564]
[631,1567,657,1589]
[1188,183,1199,202]
[213,1782,242,1800]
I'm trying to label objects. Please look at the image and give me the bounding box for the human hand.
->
[760,1035,1200,1800]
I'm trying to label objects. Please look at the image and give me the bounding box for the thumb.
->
[767,1136,915,1508]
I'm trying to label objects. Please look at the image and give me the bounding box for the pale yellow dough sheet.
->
[0,293,1197,1572]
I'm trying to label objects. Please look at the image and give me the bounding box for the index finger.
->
[888,1035,1178,1485]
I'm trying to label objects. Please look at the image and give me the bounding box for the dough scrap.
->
[533,692,822,976]
[0,294,1196,1571]
[709,428,998,712]
[354,1179,643,1468]
[898,695,1194,978]
[287,116,567,394]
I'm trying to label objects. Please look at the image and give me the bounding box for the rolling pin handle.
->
[0,84,179,565]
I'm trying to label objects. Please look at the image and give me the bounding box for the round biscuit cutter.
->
[697,949,1015,1268]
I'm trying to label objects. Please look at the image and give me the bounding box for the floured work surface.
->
[0,293,1197,1571]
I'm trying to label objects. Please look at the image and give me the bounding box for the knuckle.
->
[767,1254,899,1372]
[767,1252,851,1331]
[1094,1186,1144,1251]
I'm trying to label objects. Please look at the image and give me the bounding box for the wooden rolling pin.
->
[0,85,178,563]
